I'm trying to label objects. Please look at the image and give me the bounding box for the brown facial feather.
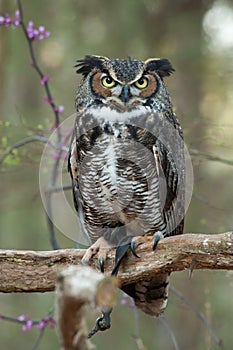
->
[92,72,112,98]
[139,74,157,99]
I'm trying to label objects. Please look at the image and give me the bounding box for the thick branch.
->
[0,232,232,293]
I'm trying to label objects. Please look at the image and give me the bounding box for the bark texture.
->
[0,232,232,293]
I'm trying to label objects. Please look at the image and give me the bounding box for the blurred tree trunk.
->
[144,1,213,142]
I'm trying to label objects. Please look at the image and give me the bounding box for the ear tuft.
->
[75,55,109,76]
[145,58,175,78]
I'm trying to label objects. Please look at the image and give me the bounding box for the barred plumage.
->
[68,55,185,318]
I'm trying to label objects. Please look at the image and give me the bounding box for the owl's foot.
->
[111,236,139,276]
[88,308,112,338]
[152,231,164,250]
[130,231,164,256]
[82,237,114,272]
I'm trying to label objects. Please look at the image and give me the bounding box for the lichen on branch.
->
[0,232,232,293]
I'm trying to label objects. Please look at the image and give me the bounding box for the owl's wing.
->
[67,133,79,213]
[153,120,185,236]
[68,129,93,245]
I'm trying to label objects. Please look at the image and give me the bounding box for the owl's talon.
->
[111,236,131,276]
[152,231,163,251]
[81,237,114,272]
[130,240,141,258]
[99,257,105,273]
[100,308,112,330]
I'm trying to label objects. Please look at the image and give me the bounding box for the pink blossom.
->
[53,105,64,113]
[18,314,27,321]
[13,10,20,26]
[15,10,20,19]
[0,16,5,25]
[26,20,50,41]
[22,319,33,331]
[120,292,135,308]
[39,26,45,33]
[4,14,11,27]
[44,31,50,38]
[58,105,64,113]
[53,150,60,159]
[0,10,20,27]
[36,320,45,329]
[41,75,49,85]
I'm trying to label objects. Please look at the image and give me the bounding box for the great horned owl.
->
[68,55,185,318]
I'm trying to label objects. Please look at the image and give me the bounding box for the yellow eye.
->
[134,77,148,89]
[101,76,116,88]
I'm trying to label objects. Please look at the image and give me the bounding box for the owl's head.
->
[75,55,174,110]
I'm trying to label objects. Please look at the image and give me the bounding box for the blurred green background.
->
[0,0,233,349]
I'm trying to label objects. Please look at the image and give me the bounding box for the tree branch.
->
[55,266,117,350]
[189,148,233,167]
[0,232,232,293]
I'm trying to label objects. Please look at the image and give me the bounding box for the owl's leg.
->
[81,237,114,273]
[88,308,112,338]
[130,231,164,256]
[111,236,139,276]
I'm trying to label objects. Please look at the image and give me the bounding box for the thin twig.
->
[31,328,45,350]
[170,286,223,349]
[0,135,68,164]
[159,316,180,350]
[190,148,233,167]
[17,0,61,130]
[45,184,72,194]
[133,307,148,350]
[17,0,64,249]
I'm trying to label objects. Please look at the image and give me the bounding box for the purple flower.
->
[13,10,20,26]
[18,314,27,321]
[26,21,50,41]
[36,321,46,329]
[39,26,45,33]
[15,10,20,19]
[0,10,20,27]
[44,31,50,38]
[57,105,64,113]
[4,14,11,27]
[53,105,64,113]
[0,16,5,25]
[120,292,135,308]
[28,21,34,29]
[22,319,33,332]
[41,75,49,85]
[35,317,56,329]
[53,150,60,159]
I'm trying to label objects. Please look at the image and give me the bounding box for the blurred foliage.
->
[0,0,233,349]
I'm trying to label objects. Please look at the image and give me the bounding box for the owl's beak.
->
[120,85,131,103]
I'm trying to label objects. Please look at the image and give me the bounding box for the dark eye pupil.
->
[106,77,113,84]
[138,78,145,85]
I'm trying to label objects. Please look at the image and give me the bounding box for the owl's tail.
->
[123,273,169,316]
